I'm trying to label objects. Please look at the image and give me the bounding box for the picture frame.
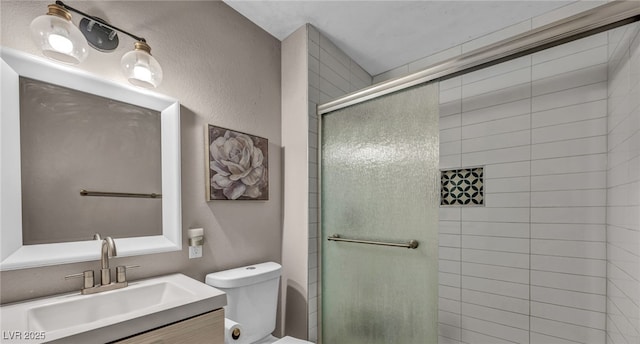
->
[205,124,269,200]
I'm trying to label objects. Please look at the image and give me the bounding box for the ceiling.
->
[224,0,576,76]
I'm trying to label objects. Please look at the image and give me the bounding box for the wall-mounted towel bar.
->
[80,189,162,199]
[327,234,419,249]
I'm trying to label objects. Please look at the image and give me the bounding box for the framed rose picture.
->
[206,125,269,200]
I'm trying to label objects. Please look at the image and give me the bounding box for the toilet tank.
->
[206,262,282,343]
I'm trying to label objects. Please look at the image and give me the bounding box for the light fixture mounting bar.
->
[55,0,147,43]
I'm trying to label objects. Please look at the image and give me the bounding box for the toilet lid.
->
[273,336,312,344]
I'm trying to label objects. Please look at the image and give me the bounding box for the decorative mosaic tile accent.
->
[440,167,484,206]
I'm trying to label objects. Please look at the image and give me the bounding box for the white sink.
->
[28,279,194,332]
[1,274,226,343]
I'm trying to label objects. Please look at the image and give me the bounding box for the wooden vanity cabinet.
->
[114,308,224,344]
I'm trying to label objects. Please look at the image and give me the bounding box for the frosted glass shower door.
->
[321,83,439,343]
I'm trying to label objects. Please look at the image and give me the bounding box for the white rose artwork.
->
[207,125,269,200]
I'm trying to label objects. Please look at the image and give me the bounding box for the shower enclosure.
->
[318,2,639,343]
[321,83,439,343]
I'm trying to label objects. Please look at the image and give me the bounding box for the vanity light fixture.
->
[29,1,163,88]
[121,41,163,88]
[29,3,89,64]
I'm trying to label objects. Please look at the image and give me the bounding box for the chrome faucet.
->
[65,236,139,295]
[100,236,117,285]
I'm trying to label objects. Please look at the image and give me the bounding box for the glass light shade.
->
[121,42,163,88]
[30,6,89,64]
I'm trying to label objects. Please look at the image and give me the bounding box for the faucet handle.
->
[116,265,140,283]
[65,270,95,289]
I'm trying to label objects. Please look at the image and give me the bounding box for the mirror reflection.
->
[19,77,162,245]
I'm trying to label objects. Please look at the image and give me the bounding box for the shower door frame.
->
[314,1,640,342]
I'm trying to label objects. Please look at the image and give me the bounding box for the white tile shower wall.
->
[530,31,609,344]
[438,29,609,344]
[307,24,373,342]
[606,22,640,344]
[461,51,534,344]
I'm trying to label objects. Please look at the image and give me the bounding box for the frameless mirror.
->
[1,47,182,270]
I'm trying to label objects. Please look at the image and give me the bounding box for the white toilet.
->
[206,262,312,344]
